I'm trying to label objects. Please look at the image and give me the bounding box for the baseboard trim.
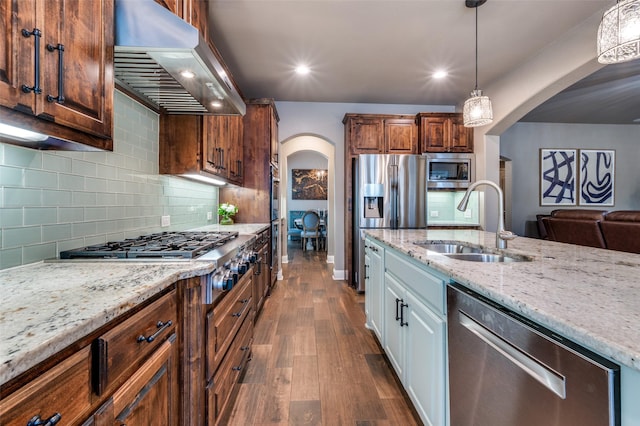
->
[332,268,347,281]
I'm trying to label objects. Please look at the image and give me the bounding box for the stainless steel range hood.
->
[114,0,245,115]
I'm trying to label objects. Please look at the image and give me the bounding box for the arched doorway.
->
[280,134,336,273]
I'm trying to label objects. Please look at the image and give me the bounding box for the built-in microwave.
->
[425,153,475,189]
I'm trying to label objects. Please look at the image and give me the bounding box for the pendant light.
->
[597,0,640,64]
[463,0,493,128]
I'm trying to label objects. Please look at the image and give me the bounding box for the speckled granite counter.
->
[0,261,212,385]
[365,229,640,371]
[190,223,270,234]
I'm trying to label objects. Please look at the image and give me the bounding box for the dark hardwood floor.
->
[226,242,422,425]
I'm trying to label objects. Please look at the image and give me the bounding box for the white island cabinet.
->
[364,238,385,341]
[364,228,640,426]
[366,235,448,426]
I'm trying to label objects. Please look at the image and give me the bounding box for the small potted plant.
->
[218,203,238,225]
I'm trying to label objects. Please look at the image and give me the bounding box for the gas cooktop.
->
[60,231,239,259]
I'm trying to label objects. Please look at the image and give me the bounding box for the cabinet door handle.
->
[395,298,401,321]
[364,264,369,280]
[137,320,172,343]
[21,28,42,94]
[400,301,408,327]
[219,148,225,170]
[46,43,65,103]
[27,413,61,426]
[237,160,242,177]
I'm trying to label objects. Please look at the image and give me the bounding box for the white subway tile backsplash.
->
[23,242,57,264]
[1,90,217,269]
[24,207,57,226]
[3,226,41,248]
[5,187,41,207]
[0,248,22,269]
[0,208,22,227]
[59,173,85,191]
[0,166,24,187]
[58,207,84,223]
[42,224,72,242]
[3,144,42,169]
[42,190,72,207]
[42,154,72,173]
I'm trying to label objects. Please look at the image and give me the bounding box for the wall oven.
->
[426,153,475,189]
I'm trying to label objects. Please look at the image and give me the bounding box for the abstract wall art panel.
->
[540,149,577,206]
[579,149,615,206]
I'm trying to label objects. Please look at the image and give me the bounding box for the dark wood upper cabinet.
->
[344,114,418,155]
[418,113,473,153]
[160,114,244,186]
[384,117,418,154]
[0,0,113,150]
[345,115,384,155]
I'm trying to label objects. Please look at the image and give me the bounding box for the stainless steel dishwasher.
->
[447,284,620,426]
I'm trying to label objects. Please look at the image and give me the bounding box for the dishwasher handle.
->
[459,310,566,399]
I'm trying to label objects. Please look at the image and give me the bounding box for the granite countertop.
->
[0,261,213,385]
[190,223,270,234]
[365,229,640,371]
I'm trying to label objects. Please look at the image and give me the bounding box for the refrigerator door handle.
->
[389,164,398,229]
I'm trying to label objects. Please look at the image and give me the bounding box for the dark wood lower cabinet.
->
[0,269,255,426]
[87,334,179,426]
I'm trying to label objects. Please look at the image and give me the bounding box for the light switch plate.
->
[430,210,439,217]
[161,215,171,227]
[207,211,213,220]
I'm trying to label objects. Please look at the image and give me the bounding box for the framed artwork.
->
[292,169,328,200]
[540,149,577,206]
[579,149,615,206]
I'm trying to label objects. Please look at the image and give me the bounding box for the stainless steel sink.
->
[444,253,531,263]
[413,241,532,262]
[413,241,483,254]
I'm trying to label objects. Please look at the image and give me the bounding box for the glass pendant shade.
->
[597,0,640,64]
[463,89,493,127]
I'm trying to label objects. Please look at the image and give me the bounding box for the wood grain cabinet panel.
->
[0,0,113,150]
[89,334,179,426]
[384,118,418,154]
[160,114,244,185]
[418,113,473,153]
[206,272,252,378]
[0,346,92,426]
[94,290,178,397]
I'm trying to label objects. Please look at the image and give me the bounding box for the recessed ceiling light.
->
[433,70,448,79]
[211,101,223,108]
[295,65,310,75]
[181,70,195,79]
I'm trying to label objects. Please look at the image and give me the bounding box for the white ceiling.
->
[206,0,640,125]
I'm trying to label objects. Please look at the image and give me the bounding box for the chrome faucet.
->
[457,179,516,249]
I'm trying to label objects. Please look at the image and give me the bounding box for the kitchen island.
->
[365,228,640,426]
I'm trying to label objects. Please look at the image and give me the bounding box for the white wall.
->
[275,101,454,278]
[501,122,640,236]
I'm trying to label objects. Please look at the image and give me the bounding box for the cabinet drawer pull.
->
[232,312,242,317]
[137,320,172,343]
[241,345,250,351]
[239,298,249,304]
[46,43,65,103]
[21,28,42,94]
[395,298,401,321]
[232,365,242,371]
[27,413,61,426]
[400,301,408,327]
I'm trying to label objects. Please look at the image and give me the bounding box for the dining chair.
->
[301,210,321,251]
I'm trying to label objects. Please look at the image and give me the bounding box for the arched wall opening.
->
[280,134,337,274]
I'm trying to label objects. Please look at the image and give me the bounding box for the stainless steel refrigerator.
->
[352,154,428,291]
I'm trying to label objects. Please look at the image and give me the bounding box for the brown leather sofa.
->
[540,209,640,254]
[600,211,640,254]
[542,209,608,248]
